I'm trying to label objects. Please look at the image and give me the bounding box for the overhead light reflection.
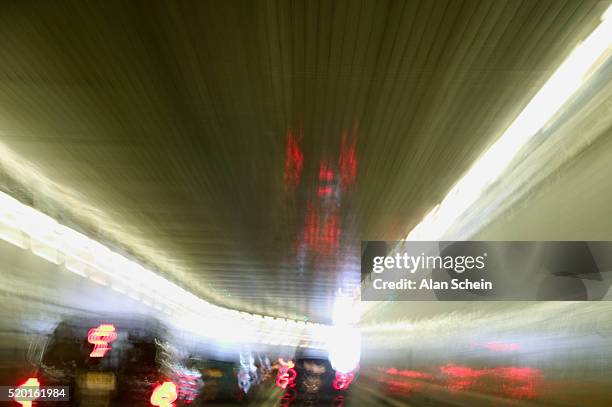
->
[0,188,330,348]
[406,4,612,241]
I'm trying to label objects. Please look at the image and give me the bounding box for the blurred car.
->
[195,358,241,402]
[23,315,172,406]
[295,358,335,402]
[277,357,356,405]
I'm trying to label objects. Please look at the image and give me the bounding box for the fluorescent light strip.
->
[406,5,612,241]
[0,189,328,348]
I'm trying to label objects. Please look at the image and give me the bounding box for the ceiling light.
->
[0,189,328,348]
[406,4,612,241]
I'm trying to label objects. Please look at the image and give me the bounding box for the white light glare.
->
[406,5,612,241]
[0,188,329,348]
[328,326,361,373]
[332,294,359,325]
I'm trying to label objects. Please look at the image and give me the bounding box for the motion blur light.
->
[332,295,359,325]
[406,4,612,241]
[276,358,297,390]
[0,189,330,349]
[332,371,355,391]
[14,378,40,407]
[150,382,178,407]
[87,324,117,358]
[328,326,361,374]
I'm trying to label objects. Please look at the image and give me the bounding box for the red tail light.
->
[15,377,40,407]
[87,324,117,358]
[276,358,297,390]
[333,371,355,390]
[150,381,178,407]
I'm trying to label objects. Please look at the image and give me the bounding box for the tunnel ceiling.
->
[0,0,606,323]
